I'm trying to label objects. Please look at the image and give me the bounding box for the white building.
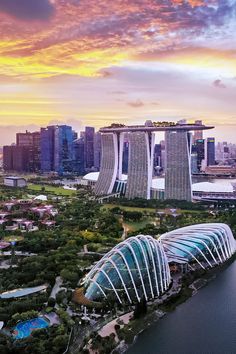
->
[4,176,27,188]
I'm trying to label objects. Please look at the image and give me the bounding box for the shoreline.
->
[113,254,236,354]
[68,254,236,353]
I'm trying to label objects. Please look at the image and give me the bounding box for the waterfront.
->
[127,260,236,354]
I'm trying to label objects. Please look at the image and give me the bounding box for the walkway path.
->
[50,276,66,299]
[121,223,130,240]
[0,259,17,269]
[98,311,133,339]
[0,251,37,257]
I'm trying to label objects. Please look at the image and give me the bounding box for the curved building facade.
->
[165,130,192,201]
[160,223,236,269]
[83,236,171,304]
[94,133,119,196]
[125,132,154,199]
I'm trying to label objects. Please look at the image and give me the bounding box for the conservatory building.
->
[81,236,171,304]
[76,223,235,306]
[160,223,236,269]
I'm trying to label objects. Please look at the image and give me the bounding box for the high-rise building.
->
[72,130,78,141]
[16,131,41,172]
[3,146,14,171]
[40,125,74,174]
[94,133,121,195]
[94,132,101,171]
[206,137,215,166]
[3,145,29,172]
[195,139,205,172]
[40,126,55,172]
[84,127,95,170]
[125,131,154,199]
[73,137,85,175]
[32,132,41,172]
[191,153,198,174]
[12,146,29,173]
[193,120,203,142]
[95,122,213,200]
[165,130,192,201]
[122,140,129,174]
[54,125,74,174]
[160,140,166,172]
[153,143,162,175]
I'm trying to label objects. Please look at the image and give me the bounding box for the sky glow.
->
[0,0,235,144]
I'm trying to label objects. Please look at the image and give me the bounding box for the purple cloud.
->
[0,0,55,21]
[213,79,226,89]
[127,99,144,108]
[109,91,127,95]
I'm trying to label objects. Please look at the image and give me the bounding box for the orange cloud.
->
[0,0,232,79]
[132,47,236,76]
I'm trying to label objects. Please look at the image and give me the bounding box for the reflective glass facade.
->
[81,224,235,306]
[40,125,73,174]
[83,236,171,304]
[160,223,236,269]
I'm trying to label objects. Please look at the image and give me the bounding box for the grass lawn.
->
[103,204,156,214]
[27,184,75,196]
[123,218,156,232]
[181,209,205,214]
[3,235,24,242]
[103,204,203,215]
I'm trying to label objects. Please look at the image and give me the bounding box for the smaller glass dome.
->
[160,223,236,269]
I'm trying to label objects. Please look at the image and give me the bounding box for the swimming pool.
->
[13,317,49,339]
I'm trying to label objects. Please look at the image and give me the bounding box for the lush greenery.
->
[0,189,124,354]
[0,185,236,354]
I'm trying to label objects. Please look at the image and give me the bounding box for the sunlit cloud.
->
[0,0,235,78]
[0,0,235,141]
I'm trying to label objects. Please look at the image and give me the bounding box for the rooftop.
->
[4,176,26,180]
[100,122,214,133]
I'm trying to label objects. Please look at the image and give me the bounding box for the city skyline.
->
[0,1,236,144]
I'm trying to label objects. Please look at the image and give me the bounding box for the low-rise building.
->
[4,176,27,188]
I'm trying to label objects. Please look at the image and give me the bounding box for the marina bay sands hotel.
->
[94,121,214,201]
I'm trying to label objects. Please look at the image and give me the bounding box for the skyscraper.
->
[73,137,85,175]
[94,133,120,195]
[40,126,55,172]
[3,146,14,171]
[122,140,129,174]
[191,153,198,174]
[40,125,73,174]
[95,122,213,200]
[206,137,215,166]
[3,145,29,173]
[153,143,162,175]
[160,140,166,171]
[16,131,41,172]
[193,120,203,142]
[195,139,205,172]
[94,132,101,171]
[84,127,95,170]
[165,130,192,201]
[125,131,154,199]
[54,125,74,174]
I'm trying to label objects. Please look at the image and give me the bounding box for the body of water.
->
[13,317,49,340]
[127,260,236,354]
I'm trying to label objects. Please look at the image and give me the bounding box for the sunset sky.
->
[0,0,235,144]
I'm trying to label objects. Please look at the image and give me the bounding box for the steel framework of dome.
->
[83,236,171,304]
[160,223,236,269]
